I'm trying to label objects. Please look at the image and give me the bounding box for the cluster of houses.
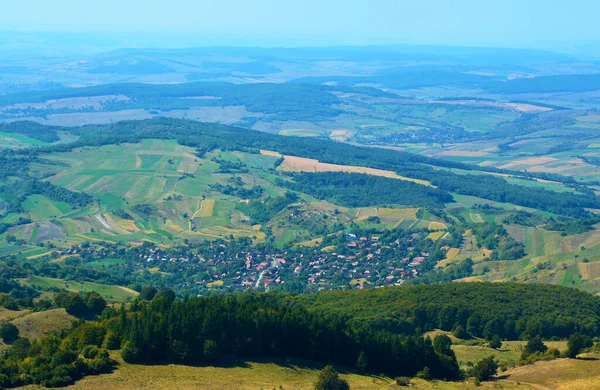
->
[72,231,436,293]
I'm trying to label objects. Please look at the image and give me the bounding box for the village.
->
[63,229,445,295]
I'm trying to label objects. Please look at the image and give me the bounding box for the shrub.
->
[314,365,349,390]
[103,332,121,350]
[521,336,547,359]
[396,376,410,386]
[567,333,593,358]
[81,345,99,359]
[356,350,368,371]
[470,356,498,382]
[121,342,140,363]
[416,366,431,380]
[452,324,470,339]
[203,339,219,362]
[488,335,502,349]
[139,286,158,301]
[0,323,19,343]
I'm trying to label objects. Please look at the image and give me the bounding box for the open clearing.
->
[19,349,600,389]
[24,354,395,390]
[11,308,76,341]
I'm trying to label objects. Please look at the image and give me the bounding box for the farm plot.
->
[354,207,418,227]
[267,152,431,186]
[22,195,72,221]
[522,227,561,259]
[20,275,138,302]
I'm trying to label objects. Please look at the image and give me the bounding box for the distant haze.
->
[2,0,600,50]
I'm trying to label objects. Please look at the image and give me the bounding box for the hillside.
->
[17,352,600,389]
[294,283,600,339]
[10,308,76,340]
[3,282,600,389]
[1,118,600,297]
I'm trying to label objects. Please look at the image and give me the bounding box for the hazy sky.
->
[2,0,599,48]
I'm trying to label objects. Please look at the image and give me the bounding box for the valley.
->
[3,41,600,389]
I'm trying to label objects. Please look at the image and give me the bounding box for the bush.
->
[121,342,141,363]
[521,336,547,359]
[55,292,87,316]
[470,356,498,382]
[416,366,431,380]
[314,365,349,390]
[139,286,158,301]
[452,324,470,339]
[567,333,593,358]
[356,350,368,370]
[488,334,502,349]
[81,345,99,359]
[103,332,121,350]
[203,339,219,362]
[396,376,411,386]
[0,323,19,343]
[85,292,107,316]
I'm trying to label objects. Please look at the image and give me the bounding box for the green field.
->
[0,132,48,148]
[20,275,138,301]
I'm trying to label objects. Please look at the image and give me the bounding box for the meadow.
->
[20,275,138,301]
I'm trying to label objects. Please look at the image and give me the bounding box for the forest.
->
[279,172,453,208]
[0,82,344,121]
[293,283,600,340]
[0,282,598,387]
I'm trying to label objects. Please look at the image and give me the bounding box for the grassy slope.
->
[20,275,138,302]
[10,308,76,341]
[20,353,395,390]
[4,136,600,292]
[18,350,600,389]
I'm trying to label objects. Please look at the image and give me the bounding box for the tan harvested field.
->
[165,219,184,233]
[330,129,350,137]
[509,139,538,147]
[505,102,553,113]
[261,151,432,186]
[578,261,600,279]
[429,221,447,230]
[26,251,56,260]
[435,248,461,268]
[116,219,141,232]
[499,157,559,169]
[102,214,131,235]
[502,353,600,389]
[354,207,378,219]
[426,231,446,241]
[298,238,323,247]
[378,207,419,218]
[437,150,489,157]
[192,199,215,218]
[428,99,552,113]
[354,207,418,224]
[259,149,282,157]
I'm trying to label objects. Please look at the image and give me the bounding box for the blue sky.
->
[2,0,599,48]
